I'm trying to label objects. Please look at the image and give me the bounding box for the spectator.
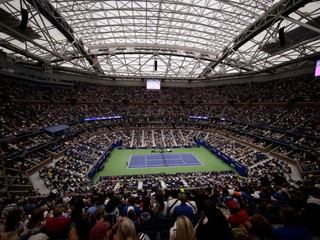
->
[139,196,155,226]
[171,194,193,222]
[89,207,110,240]
[169,215,195,240]
[272,205,312,240]
[0,206,23,240]
[195,199,232,240]
[225,200,251,229]
[195,188,210,214]
[127,206,140,227]
[19,207,46,240]
[112,218,149,240]
[88,194,105,225]
[152,190,166,221]
[105,197,121,225]
[44,204,76,240]
[167,190,180,215]
[121,197,140,217]
[301,186,320,238]
[185,192,198,215]
[70,197,91,239]
[23,198,37,216]
[249,214,272,240]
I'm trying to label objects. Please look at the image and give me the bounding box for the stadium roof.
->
[0,0,320,83]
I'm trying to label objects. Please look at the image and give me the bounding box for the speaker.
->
[19,8,28,31]
[279,27,286,46]
[154,60,157,71]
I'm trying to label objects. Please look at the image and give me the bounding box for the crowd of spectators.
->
[1,75,320,238]
[1,74,319,103]
[1,171,320,240]
[213,124,319,176]
[1,125,318,196]
[1,102,319,143]
[1,74,320,139]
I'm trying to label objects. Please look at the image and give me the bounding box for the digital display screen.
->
[188,116,208,120]
[84,116,122,121]
[146,79,161,90]
[315,60,320,77]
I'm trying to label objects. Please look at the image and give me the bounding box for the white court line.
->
[129,153,204,168]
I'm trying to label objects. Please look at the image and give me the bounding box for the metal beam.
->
[25,0,104,74]
[89,43,218,59]
[0,39,44,63]
[280,15,320,34]
[0,22,61,59]
[199,0,312,78]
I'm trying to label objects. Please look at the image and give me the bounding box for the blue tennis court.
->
[128,153,203,168]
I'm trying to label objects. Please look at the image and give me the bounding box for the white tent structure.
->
[0,0,320,84]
